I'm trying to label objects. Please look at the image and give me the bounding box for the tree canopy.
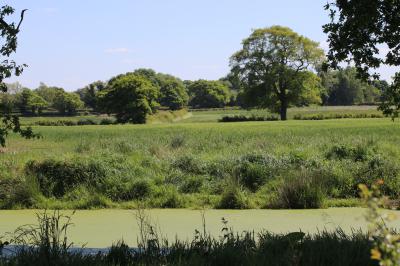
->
[35,84,64,107]
[188,80,231,108]
[0,5,38,146]
[321,67,381,105]
[230,26,325,120]
[157,74,188,110]
[76,81,105,111]
[53,91,83,115]
[130,69,189,110]
[323,0,400,118]
[97,73,159,123]
[16,89,48,115]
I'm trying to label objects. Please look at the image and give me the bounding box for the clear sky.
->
[5,0,396,91]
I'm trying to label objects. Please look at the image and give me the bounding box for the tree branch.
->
[0,9,27,34]
[16,9,28,32]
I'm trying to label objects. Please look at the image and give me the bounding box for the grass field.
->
[16,105,383,126]
[1,107,399,209]
[182,105,382,123]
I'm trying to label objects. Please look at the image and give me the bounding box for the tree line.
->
[1,65,387,121]
[0,25,391,123]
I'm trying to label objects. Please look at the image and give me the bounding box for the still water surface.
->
[1,208,399,248]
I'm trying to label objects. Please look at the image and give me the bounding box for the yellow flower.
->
[370,248,381,260]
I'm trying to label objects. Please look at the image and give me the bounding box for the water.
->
[1,208,399,248]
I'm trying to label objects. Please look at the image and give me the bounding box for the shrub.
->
[77,118,97,125]
[0,177,37,208]
[100,118,115,125]
[62,185,91,201]
[128,180,153,200]
[179,176,203,193]
[153,186,184,208]
[216,184,249,209]
[219,115,279,122]
[34,120,77,126]
[84,193,112,208]
[172,155,204,174]
[25,159,107,198]
[326,143,373,162]
[293,113,384,120]
[235,162,269,192]
[355,155,400,197]
[232,154,285,192]
[269,170,326,209]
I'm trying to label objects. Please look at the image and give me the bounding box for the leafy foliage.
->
[323,1,400,118]
[188,79,231,108]
[321,67,381,105]
[98,73,159,123]
[53,91,84,115]
[76,81,105,111]
[16,89,48,115]
[0,5,38,146]
[359,182,400,265]
[230,26,325,120]
[158,74,188,110]
[379,73,400,120]
[35,84,64,106]
[25,159,107,198]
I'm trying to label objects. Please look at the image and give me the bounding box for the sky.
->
[4,0,397,91]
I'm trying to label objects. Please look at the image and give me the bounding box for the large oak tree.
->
[230,26,325,120]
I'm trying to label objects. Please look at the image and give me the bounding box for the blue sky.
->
[5,0,396,91]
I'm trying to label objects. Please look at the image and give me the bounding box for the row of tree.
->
[0,26,390,122]
[1,83,83,115]
[1,66,386,117]
[1,70,234,120]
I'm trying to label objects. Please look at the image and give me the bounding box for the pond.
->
[1,208,399,248]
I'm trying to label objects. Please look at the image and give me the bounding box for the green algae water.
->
[1,208,400,248]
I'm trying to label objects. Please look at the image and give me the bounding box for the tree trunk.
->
[280,101,287,121]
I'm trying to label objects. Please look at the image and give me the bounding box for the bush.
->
[152,186,184,208]
[326,143,373,162]
[84,193,112,208]
[100,118,115,125]
[77,118,97,125]
[219,115,279,122]
[25,159,107,198]
[216,184,249,209]
[172,155,204,174]
[355,155,400,197]
[179,176,203,193]
[232,154,284,192]
[236,162,269,192]
[128,180,153,200]
[269,170,326,209]
[293,113,383,120]
[34,120,77,126]
[0,177,37,208]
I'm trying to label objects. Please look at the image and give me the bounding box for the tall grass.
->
[1,119,399,209]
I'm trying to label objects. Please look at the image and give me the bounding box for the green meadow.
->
[1,107,399,210]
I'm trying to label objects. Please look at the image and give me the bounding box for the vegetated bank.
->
[0,209,377,266]
[0,118,399,210]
